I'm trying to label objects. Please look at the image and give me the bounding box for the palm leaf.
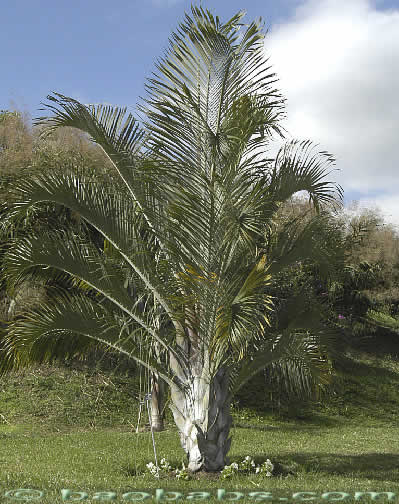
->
[268,139,344,212]
[265,210,346,281]
[0,292,183,389]
[2,228,189,371]
[3,162,177,319]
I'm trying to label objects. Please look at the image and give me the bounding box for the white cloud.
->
[265,0,399,229]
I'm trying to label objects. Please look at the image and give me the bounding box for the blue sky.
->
[2,0,303,113]
[2,0,399,228]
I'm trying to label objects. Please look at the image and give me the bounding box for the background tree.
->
[328,203,399,354]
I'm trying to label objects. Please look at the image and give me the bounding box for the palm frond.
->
[265,210,346,281]
[35,94,144,156]
[231,290,342,394]
[139,4,286,284]
[33,93,170,245]
[266,338,333,400]
[231,322,339,396]
[211,255,274,361]
[1,227,190,371]
[268,140,344,212]
[3,162,178,319]
[0,292,183,390]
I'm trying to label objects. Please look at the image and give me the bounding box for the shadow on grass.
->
[233,413,340,431]
[335,354,399,380]
[250,452,399,482]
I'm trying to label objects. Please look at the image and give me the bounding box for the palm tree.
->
[0,7,344,472]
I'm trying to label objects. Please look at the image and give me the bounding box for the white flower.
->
[146,461,161,476]
[254,459,275,476]
[175,462,189,480]
[159,458,172,471]
[264,459,274,472]
[240,456,256,471]
[221,462,239,480]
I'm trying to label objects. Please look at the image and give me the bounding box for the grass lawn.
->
[1,352,399,502]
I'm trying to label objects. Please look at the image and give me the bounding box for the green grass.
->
[1,352,399,502]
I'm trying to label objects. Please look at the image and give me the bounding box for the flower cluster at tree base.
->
[146,456,274,480]
[221,456,274,479]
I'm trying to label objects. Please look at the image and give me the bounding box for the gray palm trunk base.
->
[169,366,232,472]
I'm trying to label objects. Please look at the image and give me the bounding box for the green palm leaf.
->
[0,291,181,388]
[268,140,344,212]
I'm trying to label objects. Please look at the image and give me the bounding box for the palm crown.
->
[0,7,344,472]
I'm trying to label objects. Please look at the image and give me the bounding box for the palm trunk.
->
[169,363,232,472]
[150,371,166,431]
